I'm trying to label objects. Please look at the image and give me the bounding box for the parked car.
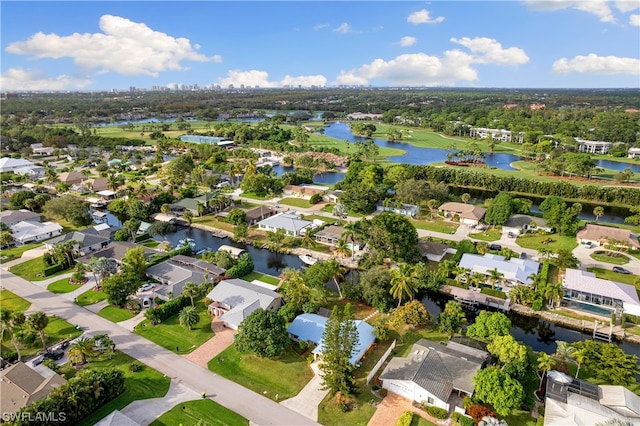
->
[507,232,515,238]
[44,349,65,361]
[139,283,156,292]
[584,241,593,249]
[31,355,45,366]
[489,243,502,251]
[612,266,632,274]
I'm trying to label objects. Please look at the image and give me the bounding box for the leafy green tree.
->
[391,300,431,328]
[89,257,117,287]
[233,222,249,243]
[68,336,97,365]
[484,192,513,226]
[121,247,148,280]
[102,273,139,307]
[320,304,358,397]
[93,334,116,359]
[358,267,393,312]
[437,300,466,335]
[487,335,528,366]
[1,309,21,361]
[178,306,199,330]
[182,282,200,307]
[234,309,290,358]
[473,367,524,417]
[465,311,511,341]
[361,212,420,263]
[42,195,92,227]
[27,312,49,350]
[571,340,639,385]
[279,269,311,313]
[226,208,246,226]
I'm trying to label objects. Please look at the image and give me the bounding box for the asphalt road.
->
[0,268,318,426]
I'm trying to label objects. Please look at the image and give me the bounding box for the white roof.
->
[0,157,34,171]
[563,269,640,306]
[459,253,540,285]
[10,221,62,243]
[96,190,116,196]
[93,223,111,231]
[257,212,312,233]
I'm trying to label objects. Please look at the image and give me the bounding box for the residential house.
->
[283,184,329,199]
[576,138,613,154]
[286,313,376,365]
[15,165,45,181]
[438,202,486,226]
[244,206,277,226]
[257,212,314,237]
[146,255,225,300]
[30,143,54,157]
[502,214,552,236]
[544,370,640,425]
[95,410,140,426]
[314,225,364,251]
[0,209,40,227]
[458,253,540,287]
[379,339,488,413]
[205,278,282,330]
[576,224,640,249]
[58,171,85,186]
[322,190,343,204]
[84,177,110,193]
[376,202,419,217]
[0,157,36,173]
[418,240,451,262]
[171,192,220,216]
[10,221,63,244]
[0,362,67,416]
[469,127,524,143]
[628,147,640,159]
[76,241,158,266]
[45,223,116,255]
[562,269,640,317]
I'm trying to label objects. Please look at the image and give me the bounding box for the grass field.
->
[75,287,108,306]
[469,228,502,241]
[98,305,136,322]
[0,242,43,263]
[0,289,31,312]
[516,233,578,252]
[47,278,83,294]
[134,301,213,353]
[411,218,459,234]
[208,345,313,401]
[279,197,312,208]
[8,256,71,281]
[241,271,280,285]
[307,133,405,161]
[587,267,639,291]
[192,215,235,232]
[70,351,171,426]
[150,399,248,426]
[589,250,630,265]
[2,314,82,360]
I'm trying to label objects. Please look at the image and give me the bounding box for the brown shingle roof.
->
[0,362,67,414]
[439,202,486,221]
[576,224,640,248]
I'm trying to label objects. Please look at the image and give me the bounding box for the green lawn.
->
[98,305,136,322]
[150,399,248,426]
[193,215,235,233]
[240,191,271,200]
[68,351,171,426]
[75,287,108,306]
[279,197,312,208]
[469,228,502,242]
[8,256,73,281]
[0,242,43,263]
[411,415,437,426]
[516,233,578,252]
[504,410,537,426]
[141,240,160,248]
[304,214,337,223]
[590,250,630,265]
[411,218,459,234]
[48,278,83,294]
[587,267,639,289]
[241,271,280,286]
[2,314,82,360]
[134,301,214,353]
[208,345,313,401]
[0,289,31,312]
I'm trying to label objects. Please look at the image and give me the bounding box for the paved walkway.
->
[84,300,109,314]
[0,245,48,269]
[280,362,329,422]
[117,310,147,332]
[121,379,201,426]
[367,392,443,426]
[183,319,235,368]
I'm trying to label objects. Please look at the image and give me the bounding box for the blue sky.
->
[1,1,639,90]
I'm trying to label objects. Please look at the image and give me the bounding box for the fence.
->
[366,339,396,384]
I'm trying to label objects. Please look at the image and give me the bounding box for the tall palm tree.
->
[571,347,588,378]
[554,341,576,367]
[460,193,471,204]
[487,268,504,290]
[1,309,21,361]
[469,272,486,289]
[537,352,554,393]
[334,239,350,259]
[27,312,49,350]
[453,266,471,286]
[300,232,316,250]
[543,282,565,309]
[527,272,546,292]
[593,206,605,222]
[68,336,96,365]
[438,259,457,278]
[182,282,200,307]
[179,306,199,330]
[426,199,439,220]
[390,264,418,308]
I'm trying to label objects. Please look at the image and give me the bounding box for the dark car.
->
[488,243,502,251]
[32,355,45,366]
[612,266,632,274]
[44,349,65,361]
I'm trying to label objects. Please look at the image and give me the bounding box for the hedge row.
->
[146,295,191,323]
[226,253,254,278]
[43,263,65,276]
[481,288,507,299]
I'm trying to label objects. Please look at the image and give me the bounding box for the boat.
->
[177,238,196,251]
[299,254,319,266]
[211,231,227,238]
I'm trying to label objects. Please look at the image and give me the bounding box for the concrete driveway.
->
[572,243,640,275]
[121,380,201,426]
[280,362,328,422]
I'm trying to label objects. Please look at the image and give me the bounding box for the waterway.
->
[270,165,345,186]
[594,159,640,174]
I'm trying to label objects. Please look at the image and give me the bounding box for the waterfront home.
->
[205,279,281,330]
[469,127,524,143]
[438,202,486,226]
[628,147,640,159]
[45,223,116,255]
[379,339,487,413]
[257,211,313,237]
[146,255,225,300]
[10,221,63,244]
[57,171,85,186]
[286,313,375,365]
[75,241,158,266]
[502,214,552,236]
[576,138,613,154]
[244,205,277,226]
[0,362,67,416]
[0,209,40,227]
[376,201,419,217]
[418,240,451,262]
[458,253,540,287]
[0,157,36,173]
[562,269,640,317]
[576,224,640,249]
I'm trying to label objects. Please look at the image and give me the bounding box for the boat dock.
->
[443,285,511,312]
[211,230,227,238]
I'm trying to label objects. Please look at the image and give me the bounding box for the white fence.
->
[366,339,396,384]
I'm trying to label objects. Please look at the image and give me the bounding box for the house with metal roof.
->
[44,224,116,255]
[205,279,281,330]
[257,212,313,237]
[0,157,36,173]
[458,253,540,287]
[146,255,225,300]
[562,268,640,317]
[379,339,487,412]
[10,221,63,244]
[0,209,41,227]
[286,313,376,365]
[0,362,67,416]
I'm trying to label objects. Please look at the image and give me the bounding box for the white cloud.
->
[397,36,417,47]
[552,53,640,74]
[525,0,616,23]
[5,15,218,77]
[630,14,640,25]
[333,23,352,34]
[313,23,330,30]
[0,68,92,91]
[217,70,327,88]
[450,37,529,65]
[616,0,640,13]
[407,9,445,24]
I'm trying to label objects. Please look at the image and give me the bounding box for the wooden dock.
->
[211,231,227,238]
[444,286,510,312]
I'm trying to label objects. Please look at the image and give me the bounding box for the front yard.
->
[208,345,313,401]
[150,399,248,426]
[468,228,502,242]
[411,218,459,234]
[48,278,82,294]
[587,267,638,288]
[0,289,31,312]
[134,301,214,353]
[516,233,578,252]
[75,287,108,306]
[8,256,72,281]
[0,242,43,263]
[279,197,312,208]
[590,250,630,265]
[98,305,136,322]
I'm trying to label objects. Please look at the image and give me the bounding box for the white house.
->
[628,147,640,159]
[458,253,540,287]
[0,158,36,173]
[469,127,524,143]
[257,211,313,237]
[205,279,281,330]
[562,269,640,317]
[379,339,487,413]
[502,214,552,236]
[576,138,613,154]
[10,221,63,244]
[376,202,419,217]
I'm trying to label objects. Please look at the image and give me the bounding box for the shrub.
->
[226,253,254,278]
[462,396,474,409]
[309,193,321,204]
[379,388,388,398]
[532,298,544,311]
[129,361,144,372]
[480,288,507,299]
[151,296,191,323]
[397,411,413,426]
[202,297,213,307]
[154,297,166,305]
[298,340,308,352]
[302,301,319,313]
[467,405,497,424]
[126,299,141,314]
[425,405,448,419]
[43,263,65,277]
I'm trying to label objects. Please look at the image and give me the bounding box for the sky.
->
[1,1,639,91]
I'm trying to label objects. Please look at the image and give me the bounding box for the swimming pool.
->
[566,301,613,316]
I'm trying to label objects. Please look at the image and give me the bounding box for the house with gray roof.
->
[286,313,376,365]
[76,241,158,266]
[458,253,540,287]
[0,362,67,416]
[418,240,451,262]
[379,339,487,412]
[205,278,281,330]
[257,211,313,237]
[10,221,63,244]
[44,223,116,255]
[146,255,225,300]
[0,209,41,227]
[502,214,552,236]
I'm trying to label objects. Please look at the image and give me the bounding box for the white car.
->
[139,283,155,292]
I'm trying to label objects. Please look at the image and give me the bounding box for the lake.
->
[594,159,640,173]
[270,165,345,186]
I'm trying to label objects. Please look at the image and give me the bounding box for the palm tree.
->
[179,306,199,330]
[182,282,200,307]
[300,232,316,250]
[183,210,194,225]
[469,272,486,289]
[487,268,504,290]
[0,231,13,247]
[543,282,565,309]
[334,239,350,259]
[537,352,554,393]
[426,199,439,220]
[593,206,605,222]
[160,203,171,214]
[93,334,116,359]
[68,336,96,365]
[1,309,21,361]
[27,312,49,350]
[390,264,418,308]
[527,272,546,292]
[460,193,471,204]
[554,341,576,367]
[453,266,471,286]
[571,347,588,378]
